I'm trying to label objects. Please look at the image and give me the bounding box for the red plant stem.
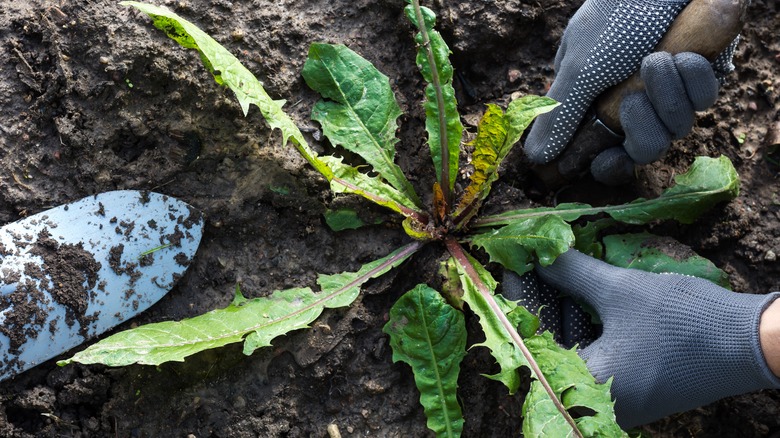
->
[412,0,450,209]
[444,238,584,438]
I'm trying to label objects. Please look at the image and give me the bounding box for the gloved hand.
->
[502,250,780,428]
[524,0,737,185]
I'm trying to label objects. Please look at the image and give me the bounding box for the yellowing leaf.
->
[454,97,558,228]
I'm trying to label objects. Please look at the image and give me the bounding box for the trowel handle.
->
[595,0,749,131]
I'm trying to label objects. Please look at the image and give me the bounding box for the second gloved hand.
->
[524,0,735,185]
[590,51,721,185]
[503,250,780,428]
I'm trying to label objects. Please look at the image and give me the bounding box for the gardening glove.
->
[524,0,738,185]
[502,249,780,428]
[502,270,600,349]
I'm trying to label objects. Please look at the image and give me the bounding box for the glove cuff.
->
[745,291,780,388]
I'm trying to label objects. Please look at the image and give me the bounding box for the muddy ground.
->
[0,0,778,436]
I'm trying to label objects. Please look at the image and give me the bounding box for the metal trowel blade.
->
[0,190,204,381]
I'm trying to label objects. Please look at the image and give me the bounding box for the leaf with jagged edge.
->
[454,97,558,227]
[122,2,333,180]
[322,156,423,219]
[447,244,622,436]
[450,251,539,393]
[59,242,421,366]
[572,219,616,260]
[468,215,575,276]
[524,332,626,437]
[384,284,467,438]
[302,43,422,208]
[475,156,739,228]
[405,3,462,194]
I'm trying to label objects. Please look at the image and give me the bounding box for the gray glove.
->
[503,250,780,428]
[524,0,733,185]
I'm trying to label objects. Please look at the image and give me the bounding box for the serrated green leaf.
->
[572,219,617,259]
[122,2,333,180]
[405,3,461,194]
[384,285,467,438]
[59,242,421,366]
[468,215,575,276]
[454,97,558,227]
[475,156,739,228]
[322,156,423,219]
[524,332,626,437]
[451,251,538,393]
[603,233,730,288]
[301,43,421,207]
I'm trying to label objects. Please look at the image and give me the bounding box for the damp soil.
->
[0,0,778,437]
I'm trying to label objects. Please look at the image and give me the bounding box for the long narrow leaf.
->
[444,240,584,436]
[454,97,558,227]
[322,156,425,221]
[302,43,421,208]
[603,232,730,288]
[59,242,421,366]
[405,2,462,198]
[475,156,739,228]
[444,242,537,393]
[384,285,467,438]
[122,2,333,179]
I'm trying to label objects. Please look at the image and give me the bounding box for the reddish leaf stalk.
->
[444,238,584,438]
[412,0,451,209]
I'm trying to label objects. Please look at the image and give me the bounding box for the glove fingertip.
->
[673,52,719,111]
[621,93,672,164]
[591,147,635,186]
[524,115,562,164]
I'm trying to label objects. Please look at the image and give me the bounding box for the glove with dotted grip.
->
[503,249,780,428]
[524,0,736,185]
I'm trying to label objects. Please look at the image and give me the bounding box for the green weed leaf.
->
[302,43,421,207]
[475,156,739,228]
[384,285,467,438]
[322,156,424,219]
[468,215,575,276]
[324,208,369,232]
[449,249,538,393]
[603,233,730,288]
[607,155,739,224]
[524,332,626,437]
[59,242,420,366]
[122,2,333,179]
[572,218,616,259]
[405,3,462,195]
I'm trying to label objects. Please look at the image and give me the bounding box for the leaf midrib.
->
[92,242,421,352]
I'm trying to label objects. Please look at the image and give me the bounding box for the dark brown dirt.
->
[0,0,777,437]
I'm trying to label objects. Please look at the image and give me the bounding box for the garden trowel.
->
[0,190,204,382]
